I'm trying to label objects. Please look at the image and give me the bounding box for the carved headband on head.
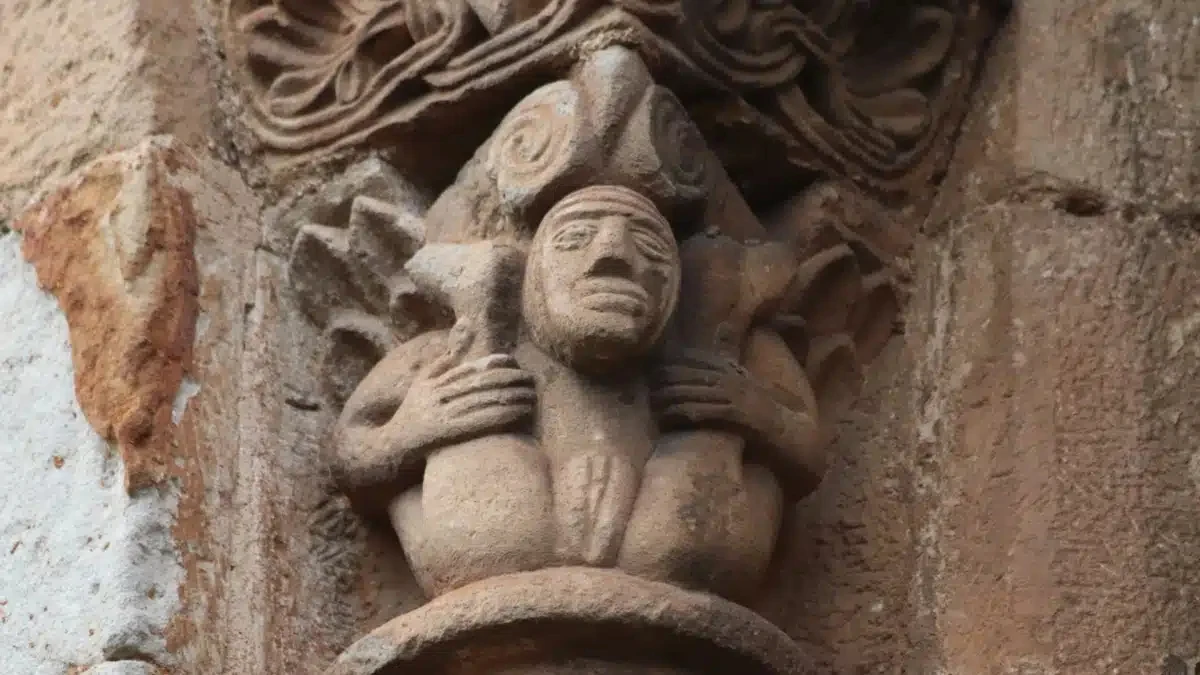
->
[522,184,683,367]
[537,184,677,249]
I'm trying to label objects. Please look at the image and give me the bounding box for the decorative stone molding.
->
[224,0,1005,199]
[231,1,1005,672]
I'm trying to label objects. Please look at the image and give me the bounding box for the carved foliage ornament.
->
[284,46,911,674]
[226,0,1004,198]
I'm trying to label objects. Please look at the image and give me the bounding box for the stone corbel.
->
[225,1,1005,672]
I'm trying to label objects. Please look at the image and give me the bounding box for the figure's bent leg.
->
[617,434,782,600]
[415,435,555,596]
[388,486,441,597]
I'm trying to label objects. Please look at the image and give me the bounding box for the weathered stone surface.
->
[10,0,1197,673]
[900,0,1200,670]
[0,233,183,674]
[930,0,1199,223]
[3,135,269,673]
[157,136,261,673]
[223,0,1004,202]
[326,567,814,675]
[0,0,212,224]
[909,197,1200,674]
[256,40,929,673]
[759,337,921,673]
[13,140,201,492]
[81,663,161,675]
[1004,2,1197,210]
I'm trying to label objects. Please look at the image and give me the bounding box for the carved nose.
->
[587,220,636,276]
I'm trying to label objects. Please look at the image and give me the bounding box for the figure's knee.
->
[617,451,782,599]
[388,487,442,595]
[410,435,555,595]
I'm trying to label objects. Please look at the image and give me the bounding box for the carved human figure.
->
[335,184,826,600]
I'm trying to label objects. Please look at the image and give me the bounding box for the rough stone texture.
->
[759,2,1200,673]
[1002,2,1197,212]
[759,337,921,673]
[271,46,913,675]
[0,0,213,225]
[13,140,201,492]
[0,233,183,674]
[928,0,1199,224]
[911,196,1200,674]
[158,135,260,674]
[327,568,814,675]
[3,0,1197,673]
[903,0,1200,671]
[2,135,263,674]
[81,664,161,675]
[222,0,1003,202]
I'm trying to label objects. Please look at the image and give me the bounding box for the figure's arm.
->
[652,327,828,500]
[333,331,449,509]
[739,327,828,498]
[334,328,537,512]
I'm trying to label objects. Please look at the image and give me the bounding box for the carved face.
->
[523,186,680,371]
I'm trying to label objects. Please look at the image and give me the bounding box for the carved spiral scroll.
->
[673,0,832,88]
[650,91,710,195]
[487,82,595,216]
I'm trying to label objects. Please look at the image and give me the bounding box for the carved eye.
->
[633,228,672,263]
[550,221,596,251]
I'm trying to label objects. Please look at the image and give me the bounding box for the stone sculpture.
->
[236,0,1005,672]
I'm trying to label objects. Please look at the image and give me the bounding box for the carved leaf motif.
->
[232,0,472,148]
[283,159,450,405]
[765,181,904,422]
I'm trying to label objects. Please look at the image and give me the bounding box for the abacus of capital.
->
[223,1,1005,672]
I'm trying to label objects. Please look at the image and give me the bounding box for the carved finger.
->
[650,384,731,407]
[672,348,733,370]
[445,387,537,416]
[654,365,723,387]
[437,369,536,403]
[436,353,520,386]
[427,324,476,377]
[451,405,534,436]
[660,401,737,425]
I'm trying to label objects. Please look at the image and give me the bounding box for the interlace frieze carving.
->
[225,0,1005,199]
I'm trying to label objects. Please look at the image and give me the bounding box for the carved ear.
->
[850,269,902,366]
[805,334,864,426]
[786,244,862,337]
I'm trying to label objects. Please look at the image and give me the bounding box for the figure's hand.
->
[389,329,536,451]
[651,348,776,434]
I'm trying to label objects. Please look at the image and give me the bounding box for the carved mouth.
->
[576,279,649,315]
